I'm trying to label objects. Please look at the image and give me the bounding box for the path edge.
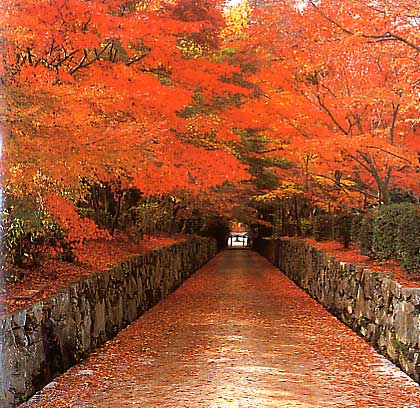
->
[1,237,217,408]
[256,237,420,384]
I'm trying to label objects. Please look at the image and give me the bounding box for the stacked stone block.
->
[259,238,420,384]
[0,238,217,407]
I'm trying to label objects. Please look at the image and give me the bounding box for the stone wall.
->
[257,238,420,383]
[0,237,217,407]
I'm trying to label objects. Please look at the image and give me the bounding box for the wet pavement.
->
[23,250,420,407]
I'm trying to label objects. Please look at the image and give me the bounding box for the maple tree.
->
[5,3,420,404]
[3,0,420,265]
[1,0,252,263]
[227,1,420,221]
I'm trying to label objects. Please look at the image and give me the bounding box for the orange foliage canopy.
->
[229,0,420,210]
[3,0,420,239]
[1,0,251,236]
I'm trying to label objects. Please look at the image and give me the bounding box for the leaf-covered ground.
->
[1,233,184,316]
[304,238,420,288]
[23,250,420,407]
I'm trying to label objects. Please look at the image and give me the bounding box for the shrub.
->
[358,212,375,256]
[78,208,113,230]
[301,218,313,237]
[129,201,173,237]
[308,204,420,275]
[350,214,363,243]
[44,193,108,259]
[333,213,353,248]
[394,205,420,273]
[1,202,65,278]
[358,204,420,274]
[313,214,334,241]
[373,205,401,260]
[1,195,108,277]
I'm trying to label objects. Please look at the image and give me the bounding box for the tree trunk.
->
[110,191,123,236]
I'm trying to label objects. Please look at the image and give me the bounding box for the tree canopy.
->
[2,0,420,258]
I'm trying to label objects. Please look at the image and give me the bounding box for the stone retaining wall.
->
[0,237,217,407]
[257,238,420,383]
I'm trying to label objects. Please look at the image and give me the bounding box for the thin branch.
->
[69,43,112,74]
[363,32,420,54]
[311,172,378,200]
[349,153,373,174]
[258,147,284,154]
[126,53,148,66]
[308,1,354,35]
[316,94,349,135]
[389,103,400,145]
[385,166,393,185]
[69,49,88,74]
[366,145,412,163]
[310,1,420,54]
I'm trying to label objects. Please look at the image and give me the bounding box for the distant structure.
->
[228,231,249,248]
[228,221,250,248]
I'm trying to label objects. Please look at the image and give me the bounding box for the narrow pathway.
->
[23,251,420,407]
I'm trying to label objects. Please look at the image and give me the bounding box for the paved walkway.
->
[23,251,420,407]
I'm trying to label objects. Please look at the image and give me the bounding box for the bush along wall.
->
[0,237,217,408]
[311,204,420,275]
[312,213,334,242]
[356,212,375,256]
[356,204,420,274]
[257,237,420,384]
